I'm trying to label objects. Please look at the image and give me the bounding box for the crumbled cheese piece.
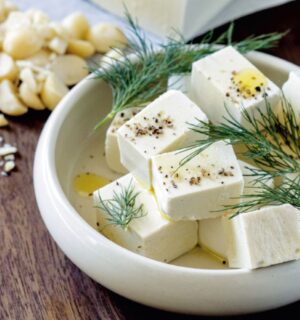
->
[0,144,17,156]
[0,136,17,176]
[4,159,15,172]
[4,154,15,161]
[48,37,68,55]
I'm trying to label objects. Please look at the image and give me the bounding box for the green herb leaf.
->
[179,96,300,216]
[91,11,286,129]
[96,179,147,230]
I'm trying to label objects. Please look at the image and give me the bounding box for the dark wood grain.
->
[1,1,300,319]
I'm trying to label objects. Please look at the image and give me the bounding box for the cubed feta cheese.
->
[224,204,300,269]
[105,107,141,173]
[198,160,274,260]
[152,141,243,220]
[93,174,198,262]
[117,90,208,188]
[191,46,281,127]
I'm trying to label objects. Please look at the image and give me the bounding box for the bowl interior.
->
[54,52,298,270]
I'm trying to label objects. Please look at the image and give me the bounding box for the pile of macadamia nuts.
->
[0,0,128,127]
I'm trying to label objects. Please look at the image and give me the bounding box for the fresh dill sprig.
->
[96,179,147,230]
[178,96,300,216]
[179,96,300,179]
[91,11,286,129]
[226,177,300,218]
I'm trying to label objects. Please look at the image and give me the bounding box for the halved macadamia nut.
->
[62,12,89,39]
[49,22,69,40]
[67,39,95,58]
[41,72,69,110]
[48,37,68,55]
[19,67,38,93]
[50,54,88,86]
[0,52,18,81]
[3,26,43,59]
[24,49,51,68]
[0,113,9,127]
[19,82,45,110]
[87,23,127,53]
[0,80,28,116]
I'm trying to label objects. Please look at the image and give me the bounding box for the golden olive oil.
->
[74,173,111,196]
[233,68,267,98]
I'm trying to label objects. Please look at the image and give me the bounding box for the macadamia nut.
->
[0,52,18,81]
[51,54,88,86]
[62,12,89,39]
[87,23,127,53]
[0,80,28,116]
[19,82,44,110]
[0,113,9,127]
[67,39,95,58]
[41,72,69,110]
[3,26,43,59]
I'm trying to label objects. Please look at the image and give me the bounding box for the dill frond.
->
[96,179,147,230]
[91,11,286,129]
[180,97,300,177]
[179,96,300,216]
[227,176,300,217]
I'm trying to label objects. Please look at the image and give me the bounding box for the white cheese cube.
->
[224,204,300,269]
[191,46,281,127]
[152,141,243,220]
[282,71,300,121]
[117,90,208,188]
[93,174,198,262]
[167,74,191,98]
[198,160,274,259]
[105,107,141,174]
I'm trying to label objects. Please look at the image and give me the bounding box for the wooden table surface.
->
[1,2,300,319]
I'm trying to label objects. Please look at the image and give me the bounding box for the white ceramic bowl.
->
[34,51,300,315]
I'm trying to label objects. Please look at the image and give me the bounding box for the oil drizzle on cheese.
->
[232,68,267,98]
[159,210,174,222]
[74,173,111,197]
[149,188,174,222]
[200,244,227,266]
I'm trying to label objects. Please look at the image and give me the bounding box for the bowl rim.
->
[34,49,300,276]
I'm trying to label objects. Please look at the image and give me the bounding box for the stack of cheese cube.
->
[94,46,300,269]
